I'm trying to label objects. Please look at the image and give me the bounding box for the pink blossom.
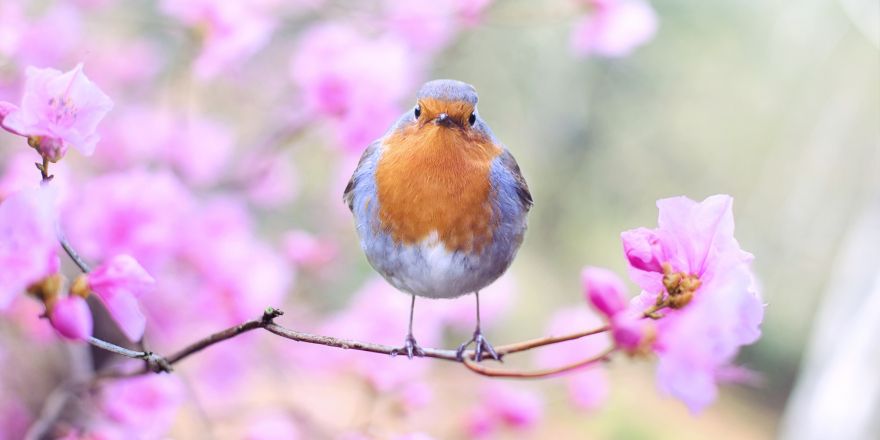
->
[0,187,58,310]
[86,255,154,341]
[244,411,301,440]
[1,64,113,158]
[383,0,458,53]
[465,383,543,436]
[0,398,31,440]
[382,0,494,52]
[396,381,433,412]
[290,23,418,152]
[161,0,275,79]
[535,307,610,410]
[282,230,338,270]
[239,151,300,208]
[49,295,93,341]
[582,266,628,318]
[163,116,235,186]
[12,5,83,68]
[63,169,193,269]
[0,3,25,59]
[100,375,184,436]
[622,195,764,412]
[571,0,658,58]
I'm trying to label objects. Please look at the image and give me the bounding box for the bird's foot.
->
[456,329,501,362]
[391,333,425,360]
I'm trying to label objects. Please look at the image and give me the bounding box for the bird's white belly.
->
[363,231,503,299]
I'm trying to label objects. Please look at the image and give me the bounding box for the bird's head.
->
[410,79,486,135]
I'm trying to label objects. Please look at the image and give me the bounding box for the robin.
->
[344,79,532,361]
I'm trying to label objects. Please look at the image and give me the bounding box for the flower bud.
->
[49,295,93,340]
[582,266,628,319]
[621,227,665,273]
[611,311,654,355]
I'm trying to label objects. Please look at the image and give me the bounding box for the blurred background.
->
[0,0,877,438]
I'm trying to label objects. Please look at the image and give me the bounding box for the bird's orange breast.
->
[375,123,502,253]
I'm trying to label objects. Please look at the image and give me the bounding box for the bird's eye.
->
[468,112,476,126]
[414,105,421,119]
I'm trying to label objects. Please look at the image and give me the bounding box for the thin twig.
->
[462,347,616,379]
[494,325,611,356]
[58,234,91,273]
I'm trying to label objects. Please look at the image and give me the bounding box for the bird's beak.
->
[433,113,453,127]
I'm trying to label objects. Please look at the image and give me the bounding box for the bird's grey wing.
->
[497,149,533,211]
[343,140,381,211]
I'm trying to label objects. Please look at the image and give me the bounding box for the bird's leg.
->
[391,294,425,359]
[456,291,501,362]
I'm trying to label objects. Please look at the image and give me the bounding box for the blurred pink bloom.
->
[0,3,25,58]
[49,295,93,340]
[177,198,292,323]
[571,0,658,58]
[0,398,31,440]
[1,64,113,158]
[161,0,275,79]
[393,433,435,440]
[63,169,193,269]
[164,116,235,186]
[623,195,764,412]
[244,410,301,440]
[382,0,494,52]
[535,307,610,411]
[14,5,83,68]
[100,375,184,437]
[291,23,417,152]
[466,383,543,437]
[582,266,627,318]
[240,152,300,208]
[97,107,233,185]
[454,0,494,27]
[0,187,57,310]
[86,39,164,91]
[397,381,433,412]
[383,0,457,53]
[87,255,154,341]
[282,230,338,270]
[2,296,56,343]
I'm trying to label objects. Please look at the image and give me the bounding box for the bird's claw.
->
[391,333,425,360]
[456,330,501,362]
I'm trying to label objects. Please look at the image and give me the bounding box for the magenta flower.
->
[622,195,764,412]
[1,63,113,159]
[571,0,658,58]
[0,187,58,310]
[85,255,154,342]
[49,295,93,341]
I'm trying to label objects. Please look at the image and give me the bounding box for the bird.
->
[343,79,532,361]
